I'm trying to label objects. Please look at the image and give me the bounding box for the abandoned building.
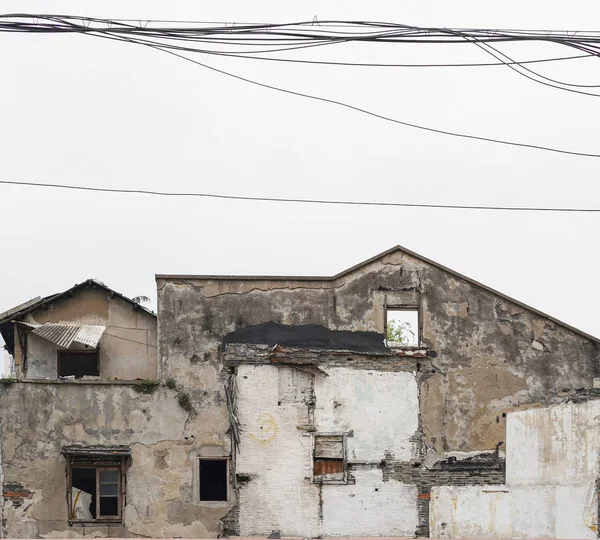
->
[0,278,159,537]
[1,246,600,538]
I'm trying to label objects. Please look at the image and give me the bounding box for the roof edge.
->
[0,279,155,327]
[156,245,600,345]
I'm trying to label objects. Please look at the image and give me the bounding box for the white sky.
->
[1,0,600,346]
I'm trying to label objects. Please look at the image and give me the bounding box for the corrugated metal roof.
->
[74,325,105,348]
[31,323,105,349]
[14,321,40,330]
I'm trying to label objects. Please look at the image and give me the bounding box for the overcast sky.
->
[1,0,599,347]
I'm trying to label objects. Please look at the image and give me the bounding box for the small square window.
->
[70,466,122,522]
[313,435,346,484]
[386,308,419,347]
[199,458,228,501]
[58,350,99,378]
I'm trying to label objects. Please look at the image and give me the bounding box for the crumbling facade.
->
[156,246,600,538]
[0,280,188,538]
[1,247,599,538]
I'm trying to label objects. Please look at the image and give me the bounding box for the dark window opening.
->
[386,308,419,347]
[70,465,121,521]
[99,469,119,517]
[58,350,99,378]
[199,459,228,501]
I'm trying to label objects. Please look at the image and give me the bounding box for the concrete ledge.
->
[18,379,150,385]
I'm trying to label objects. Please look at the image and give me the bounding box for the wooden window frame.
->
[68,461,124,525]
[198,457,229,503]
[58,349,100,379]
[312,434,348,485]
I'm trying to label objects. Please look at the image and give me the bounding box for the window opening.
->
[386,308,419,347]
[58,350,99,378]
[313,435,345,483]
[199,459,228,501]
[70,466,121,521]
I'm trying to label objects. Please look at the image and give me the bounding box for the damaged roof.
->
[16,322,106,349]
[0,278,155,356]
[157,244,600,346]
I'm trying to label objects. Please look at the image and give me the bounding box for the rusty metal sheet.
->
[314,459,344,476]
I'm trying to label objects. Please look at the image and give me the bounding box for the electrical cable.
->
[143,41,600,158]
[445,28,600,97]
[3,15,600,157]
[0,179,598,212]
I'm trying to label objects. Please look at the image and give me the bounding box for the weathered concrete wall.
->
[430,399,600,538]
[14,288,157,381]
[0,380,231,538]
[158,250,600,456]
[156,247,600,537]
[506,399,600,486]
[235,364,419,537]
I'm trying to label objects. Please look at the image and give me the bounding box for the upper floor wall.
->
[12,286,157,381]
[157,247,600,455]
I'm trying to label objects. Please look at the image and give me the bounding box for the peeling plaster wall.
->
[158,250,600,457]
[430,400,600,538]
[430,483,598,538]
[0,382,230,538]
[156,248,600,537]
[314,368,419,462]
[15,288,157,381]
[506,399,600,486]
[235,364,419,537]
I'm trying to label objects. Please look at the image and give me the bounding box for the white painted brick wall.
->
[237,365,320,537]
[236,365,420,537]
[322,469,418,536]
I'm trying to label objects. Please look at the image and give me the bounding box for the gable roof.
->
[157,244,600,346]
[0,279,155,356]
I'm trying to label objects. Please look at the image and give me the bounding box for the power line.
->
[444,28,600,98]
[72,25,600,158]
[148,50,596,69]
[0,179,598,212]
[3,14,600,156]
[144,41,600,158]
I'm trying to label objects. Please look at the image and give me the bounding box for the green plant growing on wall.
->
[165,377,177,390]
[386,320,415,345]
[177,392,193,412]
[0,377,16,385]
[132,379,160,394]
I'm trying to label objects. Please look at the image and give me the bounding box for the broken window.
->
[386,308,419,347]
[64,446,128,524]
[70,466,122,522]
[313,435,346,483]
[199,458,228,501]
[58,350,99,378]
